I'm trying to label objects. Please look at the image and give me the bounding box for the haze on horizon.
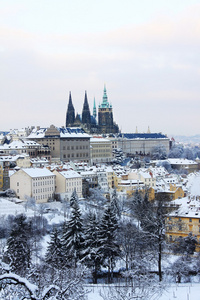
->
[1,0,200,136]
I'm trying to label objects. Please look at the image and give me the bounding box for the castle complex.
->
[66,86,119,134]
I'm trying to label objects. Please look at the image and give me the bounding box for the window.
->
[189,218,192,222]
[17,182,19,186]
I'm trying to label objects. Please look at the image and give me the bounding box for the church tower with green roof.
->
[98,85,119,134]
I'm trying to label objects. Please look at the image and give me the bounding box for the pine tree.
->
[70,189,78,208]
[45,227,63,270]
[62,200,83,268]
[110,189,121,218]
[4,214,31,276]
[82,211,102,283]
[98,206,120,283]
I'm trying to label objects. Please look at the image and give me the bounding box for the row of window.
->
[169,217,200,223]
[63,145,88,150]
[93,149,111,152]
[35,194,53,201]
[33,177,54,181]
[33,187,54,194]
[66,187,81,193]
[63,153,89,159]
[33,180,54,187]
[66,181,81,187]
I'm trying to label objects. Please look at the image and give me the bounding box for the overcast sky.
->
[1,0,200,136]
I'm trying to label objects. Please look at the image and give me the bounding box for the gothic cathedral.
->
[65,85,119,134]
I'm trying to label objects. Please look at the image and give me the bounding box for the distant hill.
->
[171,135,200,144]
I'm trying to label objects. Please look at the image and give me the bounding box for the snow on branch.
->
[0,272,38,299]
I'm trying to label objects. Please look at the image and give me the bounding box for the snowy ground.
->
[86,283,200,300]
[0,197,34,217]
[0,197,66,224]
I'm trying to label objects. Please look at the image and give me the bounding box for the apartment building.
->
[10,168,55,203]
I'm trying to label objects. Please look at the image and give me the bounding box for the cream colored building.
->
[90,137,112,164]
[116,133,170,156]
[53,169,82,199]
[10,168,55,203]
[16,155,31,168]
[128,170,156,188]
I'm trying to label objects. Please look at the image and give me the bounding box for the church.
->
[65,86,119,134]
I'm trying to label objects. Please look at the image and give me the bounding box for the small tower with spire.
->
[93,97,97,119]
[66,91,75,127]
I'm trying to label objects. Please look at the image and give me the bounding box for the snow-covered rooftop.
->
[59,170,82,179]
[167,158,197,165]
[28,127,91,139]
[11,168,55,178]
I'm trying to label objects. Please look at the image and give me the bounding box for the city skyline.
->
[1,0,200,136]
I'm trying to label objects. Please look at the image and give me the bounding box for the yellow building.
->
[156,184,185,202]
[105,167,115,189]
[165,197,200,251]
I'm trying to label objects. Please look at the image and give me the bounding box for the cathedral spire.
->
[93,97,97,119]
[99,84,110,108]
[66,91,75,127]
[82,91,91,126]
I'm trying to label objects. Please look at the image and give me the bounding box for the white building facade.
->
[53,170,82,200]
[10,168,55,203]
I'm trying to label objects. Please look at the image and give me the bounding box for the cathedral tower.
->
[98,85,119,134]
[66,92,75,127]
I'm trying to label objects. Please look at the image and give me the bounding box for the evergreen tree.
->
[70,189,78,208]
[45,227,63,270]
[110,189,121,218]
[4,214,31,276]
[98,206,120,283]
[82,211,102,283]
[172,232,197,256]
[129,189,144,225]
[62,200,83,268]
